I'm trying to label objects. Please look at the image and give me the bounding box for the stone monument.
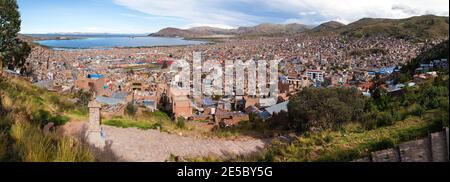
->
[86,100,105,149]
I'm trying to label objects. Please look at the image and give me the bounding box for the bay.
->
[30,34,208,49]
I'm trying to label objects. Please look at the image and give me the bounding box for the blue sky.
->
[18,0,449,34]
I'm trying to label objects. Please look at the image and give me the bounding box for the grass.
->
[142,110,171,122]
[103,111,172,131]
[0,77,95,162]
[264,109,444,162]
[102,111,220,137]
[340,15,449,40]
[9,121,94,162]
[187,109,446,162]
[0,77,76,113]
[208,120,281,139]
[65,109,89,122]
[103,117,159,130]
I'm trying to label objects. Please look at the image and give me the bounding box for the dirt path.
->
[60,122,269,162]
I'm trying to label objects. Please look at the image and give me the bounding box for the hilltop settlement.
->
[1,14,449,162]
[16,16,448,127]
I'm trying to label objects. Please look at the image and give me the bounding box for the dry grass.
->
[0,77,95,162]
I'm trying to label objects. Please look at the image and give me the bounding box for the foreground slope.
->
[0,77,94,162]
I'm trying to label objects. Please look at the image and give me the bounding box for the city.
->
[0,0,449,172]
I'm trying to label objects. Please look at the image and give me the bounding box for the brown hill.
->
[311,21,345,32]
[150,23,310,38]
[310,15,449,40]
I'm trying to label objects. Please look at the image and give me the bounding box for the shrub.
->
[74,90,92,107]
[176,117,186,129]
[50,115,70,126]
[32,109,51,125]
[405,104,424,117]
[376,111,394,127]
[125,102,137,116]
[152,122,163,131]
[31,109,69,126]
[288,87,366,132]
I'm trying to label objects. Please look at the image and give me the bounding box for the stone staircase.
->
[354,128,449,162]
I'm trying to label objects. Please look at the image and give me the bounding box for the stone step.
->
[446,128,449,160]
[352,157,371,162]
[430,131,448,162]
[371,148,400,162]
[399,138,431,162]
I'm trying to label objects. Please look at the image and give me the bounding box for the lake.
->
[30,34,208,49]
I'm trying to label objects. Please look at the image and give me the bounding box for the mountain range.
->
[149,23,311,38]
[322,15,449,40]
[150,15,449,40]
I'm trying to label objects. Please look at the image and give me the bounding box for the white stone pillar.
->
[86,100,105,149]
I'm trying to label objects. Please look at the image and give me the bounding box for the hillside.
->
[189,39,449,162]
[0,77,94,161]
[150,23,310,38]
[149,26,236,38]
[401,39,449,76]
[151,15,449,40]
[312,15,449,40]
[311,21,345,32]
[343,15,448,39]
[237,23,309,36]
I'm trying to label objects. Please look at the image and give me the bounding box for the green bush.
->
[31,109,69,126]
[288,87,366,132]
[125,102,137,116]
[50,115,70,126]
[376,111,395,127]
[409,104,425,117]
[176,117,186,129]
[32,109,52,125]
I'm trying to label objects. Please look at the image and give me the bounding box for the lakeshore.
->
[28,34,210,49]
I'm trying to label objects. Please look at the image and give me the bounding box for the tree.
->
[161,60,169,69]
[125,102,137,117]
[0,0,31,74]
[74,89,92,112]
[176,117,185,129]
[288,87,366,132]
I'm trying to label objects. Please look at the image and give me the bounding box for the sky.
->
[18,0,450,34]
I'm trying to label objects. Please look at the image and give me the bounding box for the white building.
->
[305,69,325,82]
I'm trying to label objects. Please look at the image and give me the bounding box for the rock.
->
[43,122,55,136]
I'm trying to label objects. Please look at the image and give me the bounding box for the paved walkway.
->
[102,125,268,162]
[60,122,269,162]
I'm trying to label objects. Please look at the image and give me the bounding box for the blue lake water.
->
[31,35,208,49]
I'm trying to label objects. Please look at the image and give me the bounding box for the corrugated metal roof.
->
[96,96,125,105]
[112,91,128,100]
[264,101,289,116]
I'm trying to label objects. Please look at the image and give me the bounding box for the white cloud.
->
[113,0,262,28]
[263,0,449,24]
[181,23,235,29]
[113,0,449,27]
[299,11,317,16]
[79,26,148,34]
